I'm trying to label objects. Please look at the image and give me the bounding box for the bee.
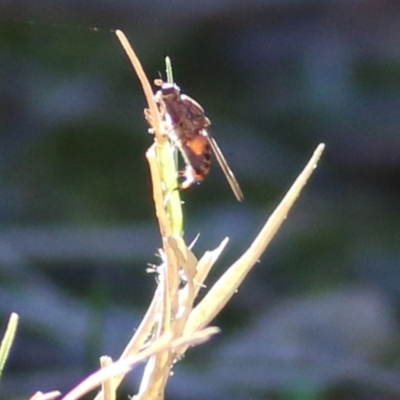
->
[154,79,244,201]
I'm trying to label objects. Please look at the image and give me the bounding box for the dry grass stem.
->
[116,30,182,400]
[92,285,162,400]
[46,30,325,400]
[100,356,115,400]
[29,391,62,400]
[182,143,325,341]
[115,30,163,140]
[192,237,230,292]
[178,237,229,312]
[62,328,219,400]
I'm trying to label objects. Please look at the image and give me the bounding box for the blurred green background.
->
[1,2,400,399]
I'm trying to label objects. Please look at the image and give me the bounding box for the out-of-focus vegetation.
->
[1,2,400,399]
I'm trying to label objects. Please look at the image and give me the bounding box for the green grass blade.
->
[165,56,174,84]
[159,57,183,236]
[0,313,19,381]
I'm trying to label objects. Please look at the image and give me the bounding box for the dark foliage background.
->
[1,1,400,399]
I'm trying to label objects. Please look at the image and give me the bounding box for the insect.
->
[153,79,244,201]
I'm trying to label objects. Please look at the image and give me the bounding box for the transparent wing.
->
[206,135,244,201]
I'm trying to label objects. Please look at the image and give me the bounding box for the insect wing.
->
[206,135,244,201]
